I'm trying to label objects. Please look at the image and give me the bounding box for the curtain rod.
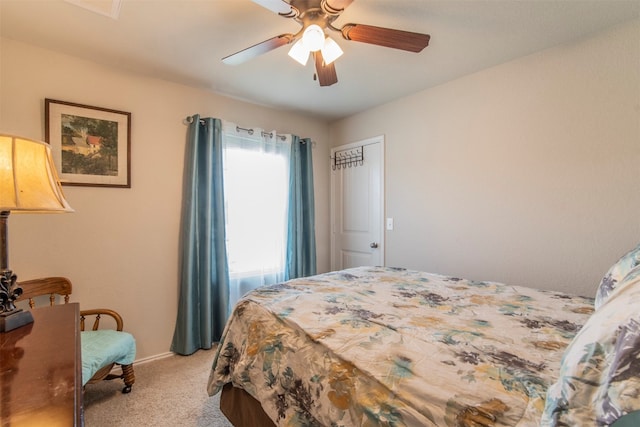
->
[234,125,287,142]
[184,116,203,124]
[183,116,314,145]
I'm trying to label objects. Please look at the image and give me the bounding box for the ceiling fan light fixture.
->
[302,24,325,52]
[225,0,431,86]
[288,39,310,65]
[321,36,343,65]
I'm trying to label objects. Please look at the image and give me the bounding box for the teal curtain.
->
[286,136,317,279]
[171,116,229,355]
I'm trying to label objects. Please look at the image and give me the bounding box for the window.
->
[222,125,291,306]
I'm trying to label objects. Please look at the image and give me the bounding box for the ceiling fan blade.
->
[341,23,430,53]
[222,34,294,65]
[322,0,354,14]
[252,0,294,16]
[314,51,338,87]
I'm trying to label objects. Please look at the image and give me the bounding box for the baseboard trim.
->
[133,351,175,366]
[107,352,175,376]
[110,349,214,374]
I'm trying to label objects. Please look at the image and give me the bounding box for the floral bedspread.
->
[207,267,593,426]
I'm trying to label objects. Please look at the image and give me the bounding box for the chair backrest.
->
[80,308,124,331]
[17,277,124,332]
[16,277,72,309]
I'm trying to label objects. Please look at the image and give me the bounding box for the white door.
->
[330,136,384,270]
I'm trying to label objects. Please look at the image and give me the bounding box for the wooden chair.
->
[17,276,136,393]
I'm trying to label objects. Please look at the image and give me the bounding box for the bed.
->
[207,246,640,426]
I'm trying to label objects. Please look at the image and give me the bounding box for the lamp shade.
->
[0,134,73,213]
[289,33,343,66]
[302,24,325,52]
[320,36,343,65]
[288,38,310,66]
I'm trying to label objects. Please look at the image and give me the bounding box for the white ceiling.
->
[1,0,639,121]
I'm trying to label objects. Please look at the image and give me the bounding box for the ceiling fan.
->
[222,0,430,87]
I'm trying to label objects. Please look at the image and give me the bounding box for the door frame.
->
[330,135,385,271]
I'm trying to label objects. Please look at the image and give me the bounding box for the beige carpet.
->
[84,348,233,426]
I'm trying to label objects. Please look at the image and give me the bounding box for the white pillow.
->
[594,243,640,310]
[542,268,640,426]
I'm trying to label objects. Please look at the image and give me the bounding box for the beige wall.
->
[0,38,331,360]
[330,19,640,297]
[2,18,639,361]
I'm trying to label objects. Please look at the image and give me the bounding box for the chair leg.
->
[121,364,135,394]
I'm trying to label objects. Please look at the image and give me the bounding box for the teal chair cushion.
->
[81,330,136,386]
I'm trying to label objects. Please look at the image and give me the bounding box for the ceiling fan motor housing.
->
[287,0,341,34]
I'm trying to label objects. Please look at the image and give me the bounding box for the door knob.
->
[370,242,378,249]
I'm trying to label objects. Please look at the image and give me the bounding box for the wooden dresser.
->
[1,303,83,426]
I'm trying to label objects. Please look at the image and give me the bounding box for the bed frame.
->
[220,384,275,427]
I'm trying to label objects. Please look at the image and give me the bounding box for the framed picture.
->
[45,98,131,188]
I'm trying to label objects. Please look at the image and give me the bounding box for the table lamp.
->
[0,134,73,332]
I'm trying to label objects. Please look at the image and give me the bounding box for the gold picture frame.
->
[45,98,131,188]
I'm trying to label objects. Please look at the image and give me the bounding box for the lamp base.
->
[0,309,34,333]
